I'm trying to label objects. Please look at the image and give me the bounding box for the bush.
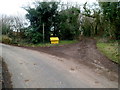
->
[2,35,12,44]
[25,29,43,44]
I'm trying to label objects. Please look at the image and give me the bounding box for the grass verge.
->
[97,42,119,64]
[19,40,78,47]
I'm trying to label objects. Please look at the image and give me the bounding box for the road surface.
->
[0,43,118,88]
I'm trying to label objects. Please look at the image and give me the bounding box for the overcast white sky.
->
[0,0,97,17]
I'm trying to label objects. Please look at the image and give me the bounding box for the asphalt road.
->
[0,43,118,88]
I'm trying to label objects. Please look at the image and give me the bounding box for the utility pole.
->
[43,23,45,43]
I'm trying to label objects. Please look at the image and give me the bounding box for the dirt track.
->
[22,38,118,81]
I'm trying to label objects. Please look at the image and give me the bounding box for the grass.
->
[97,42,119,64]
[19,40,78,47]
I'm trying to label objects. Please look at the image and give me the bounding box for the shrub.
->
[2,35,12,44]
[25,29,43,44]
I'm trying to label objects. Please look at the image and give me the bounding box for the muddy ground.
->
[0,57,2,89]
[1,57,13,89]
[21,38,118,81]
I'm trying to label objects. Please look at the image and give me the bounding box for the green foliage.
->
[80,2,120,40]
[58,7,80,40]
[2,24,10,35]
[99,2,120,40]
[30,32,43,44]
[80,2,98,37]
[25,2,59,43]
[25,2,81,43]
[25,28,42,44]
[80,17,94,37]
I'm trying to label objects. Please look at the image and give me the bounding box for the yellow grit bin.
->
[50,37,59,44]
